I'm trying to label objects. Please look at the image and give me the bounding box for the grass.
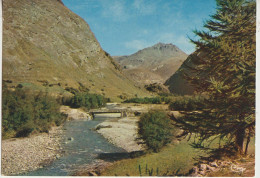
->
[101,138,207,176]
[101,136,255,176]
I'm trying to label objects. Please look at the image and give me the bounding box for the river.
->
[20,117,128,176]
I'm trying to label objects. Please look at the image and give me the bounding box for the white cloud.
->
[124,40,152,51]
[133,0,142,9]
[101,0,129,21]
[132,0,156,15]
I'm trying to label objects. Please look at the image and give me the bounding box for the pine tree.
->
[171,0,255,155]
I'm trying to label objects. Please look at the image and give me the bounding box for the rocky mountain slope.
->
[2,0,149,100]
[164,52,206,95]
[114,43,187,85]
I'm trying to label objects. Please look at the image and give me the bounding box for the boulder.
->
[210,161,219,168]
[198,170,206,176]
[207,165,217,172]
[199,164,207,171]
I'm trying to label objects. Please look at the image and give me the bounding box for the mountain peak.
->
[113,43,188,85]
[152,42,180,51]
[154,42,174,47]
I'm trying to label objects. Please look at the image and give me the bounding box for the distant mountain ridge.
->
[2,0,150,100]
[114,43,188,85]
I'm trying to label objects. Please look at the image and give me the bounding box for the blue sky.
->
[62,0,216,56]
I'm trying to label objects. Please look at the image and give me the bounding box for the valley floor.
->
[2,103,255,177]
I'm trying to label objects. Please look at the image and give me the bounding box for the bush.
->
[168,96,205,111]
[124,95,177,104]
[138,111,174,152]
[65,92,107,110]
[2,87,66,139]
[16,121,36,137]
[124,97,162,104]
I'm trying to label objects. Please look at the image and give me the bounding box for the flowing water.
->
[20,117,128,176]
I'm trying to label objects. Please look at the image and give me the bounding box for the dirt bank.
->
[1,126,63,176]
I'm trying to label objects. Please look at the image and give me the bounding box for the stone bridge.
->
[89,109,129,119]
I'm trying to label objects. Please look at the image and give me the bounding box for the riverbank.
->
[1,106,93,176]
[96,116,144,152]
[95,103,171,152]
[71,115,142,176]
[1,126,63,176]
[1,103,167,176]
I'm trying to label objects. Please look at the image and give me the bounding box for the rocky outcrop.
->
[114,43,187,85]
[189,159,248,177]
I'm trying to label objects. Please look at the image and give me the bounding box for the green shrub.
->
[138,111,174,152]
[124,97,162,104]
[168,96,205,111]
[123,95,177,104]
[2,87,66,139]
[60,95,72,106]
[16,121,36,137]
[68,92,106,110]
[159,96,172,104]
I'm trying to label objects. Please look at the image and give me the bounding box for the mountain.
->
[113,43,188,85]
[164,52,207,95]
[2,0,150,100]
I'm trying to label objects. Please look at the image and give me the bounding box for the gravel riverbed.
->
[96,117,144,152]
[1,126,63,176]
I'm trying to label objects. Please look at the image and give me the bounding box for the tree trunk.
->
[244,135,250,155]
[235,128,245,155]
[244,127,252,155]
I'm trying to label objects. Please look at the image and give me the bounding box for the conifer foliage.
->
[171,0,255,155]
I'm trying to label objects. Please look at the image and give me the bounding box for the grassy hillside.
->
[2,0,150,101]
